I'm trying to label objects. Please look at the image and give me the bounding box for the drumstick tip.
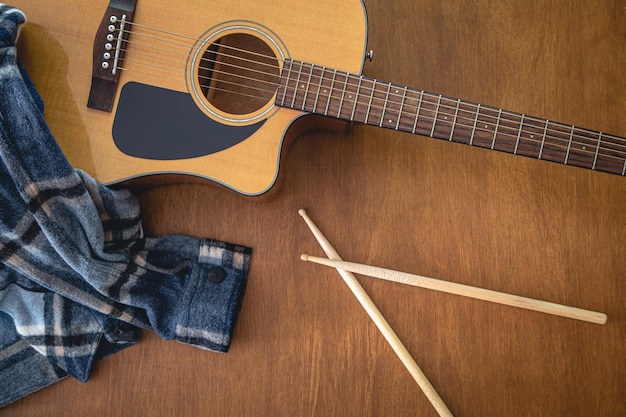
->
[298,208,307,217]
[300,254,310,261]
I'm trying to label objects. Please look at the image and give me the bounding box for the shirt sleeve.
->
[0,4,252,407]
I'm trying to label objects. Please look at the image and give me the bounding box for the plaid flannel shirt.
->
[0,4,251,407]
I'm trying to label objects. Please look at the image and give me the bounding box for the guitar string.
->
[116,53,281,104]
[116,21,626,148]
[120,21,280,63]
[277,62,626,158]
[115,21,626,152]
[110,22,626,164]
[114,37,626,165]
[279,67,626,159]
[114,55,624,165]
[115,27,282,92]
[120,36,279,72]
[115,66,273,102]
[118,44,280,93]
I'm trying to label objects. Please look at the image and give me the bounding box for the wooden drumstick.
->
[298,209,455,417]
[300,254,607,325]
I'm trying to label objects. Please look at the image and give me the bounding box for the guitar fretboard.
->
[276,59,626,176]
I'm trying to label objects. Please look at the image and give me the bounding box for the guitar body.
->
[14,0,368,195]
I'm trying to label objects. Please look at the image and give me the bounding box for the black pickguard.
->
[112,82,265,160]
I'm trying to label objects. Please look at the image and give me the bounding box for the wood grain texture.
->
[5,0,626,416]
[10,0,367,195]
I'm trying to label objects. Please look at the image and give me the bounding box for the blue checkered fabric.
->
[0,4,251,407]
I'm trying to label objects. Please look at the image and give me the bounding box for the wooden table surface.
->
[5,0,626,416]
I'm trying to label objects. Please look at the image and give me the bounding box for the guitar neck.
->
[276,59,626,176]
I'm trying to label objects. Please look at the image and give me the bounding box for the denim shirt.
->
[0,5,251,407]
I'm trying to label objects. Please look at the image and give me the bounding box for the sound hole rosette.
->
[186,22,289,126]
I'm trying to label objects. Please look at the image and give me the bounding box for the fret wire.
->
[380,83,392,127]
[538,119,549,160]
[469,104,481,145]
[430,95,442,137]
[364,79,376,124]
[302,63,314,111]
[303,73,621,164]
[290,61,303,108]
[313,66,325,113]
[514,114,525,154]
[350,77,363,121]
[337,72,348,118]
[454,99,616,156]
[324,69,337,116]
[116,17,626,150]
[565,125,574,165]
[593,132,603,170]
[596,134,625,153]
[308,65,626,149]
[312,90,618,171]
[338,72,613,151]
[344,79,626,149]
[395,87,408,131]
[113,23,626,171]
[316,66,325,109]
[124,36,624,158]
[412,90,425,134]
[280,59,294,106]
[278,62,626,166]
[283,63,624,154]
[449,99,461,141]
[491,109,502,149]
[489,110,613,157]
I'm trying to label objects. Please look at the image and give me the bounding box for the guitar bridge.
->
[87,0,136,112]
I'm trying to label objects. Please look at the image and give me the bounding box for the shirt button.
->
[207,266,226,283]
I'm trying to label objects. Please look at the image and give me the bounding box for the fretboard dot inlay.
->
[276,59,626,177]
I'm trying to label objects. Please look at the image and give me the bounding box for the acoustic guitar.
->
[15,0,626,195]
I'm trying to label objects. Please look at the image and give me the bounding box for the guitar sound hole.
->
[199,33,280,116]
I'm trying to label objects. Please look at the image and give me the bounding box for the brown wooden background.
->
[6,0,626,416]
